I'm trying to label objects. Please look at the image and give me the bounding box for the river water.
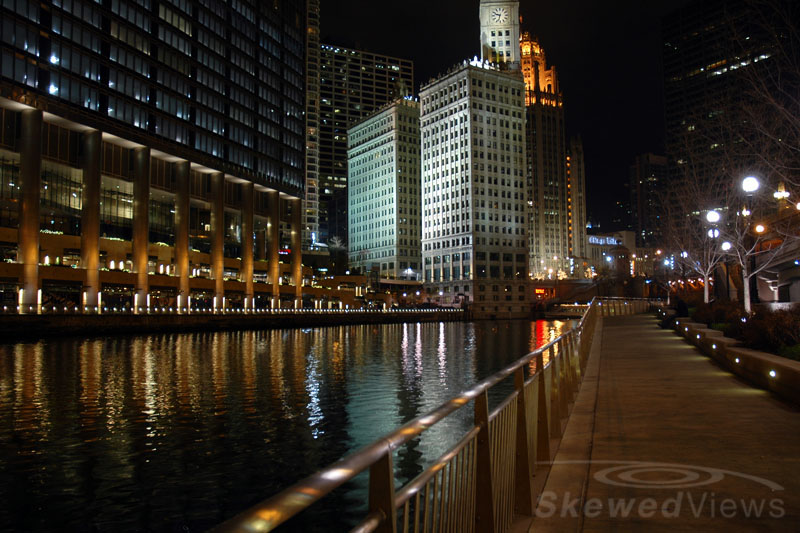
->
[0,319,571,532]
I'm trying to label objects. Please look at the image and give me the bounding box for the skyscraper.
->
[347,98,421,279]
[316,44,413,246]
[420,60,528,317]
[304,0,321,249]
[520,32,570,278]
[568,138,588,267]
[629,153,667,247]
[0,0,306,313]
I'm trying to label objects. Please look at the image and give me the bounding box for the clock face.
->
[491,7,509,24]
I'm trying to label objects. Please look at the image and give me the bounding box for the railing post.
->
[549,346,562,438]
[369,446,397,533]
[513,368,534,515]
[536,352,551,463]
[557,343,569,417]
[474,389,496,533]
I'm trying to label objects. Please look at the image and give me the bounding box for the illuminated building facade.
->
[568,137,588,272]
[520,32,570,278]
[629,153,667,247]
[0,0,306,313]
[420,61,529,317]
[479,0,520,69]
[347,98,421,280]
[316,44,413,246]
[303,0,320,249]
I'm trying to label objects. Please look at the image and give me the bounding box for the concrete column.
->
[268,191,280,307]
[290,197,302,307]
[80,129,101,313]
[211,172,225,312]
[132,147,150,313]
[174,160,190,312]
[242,182,254,311]
[18,109,42,314]
[256,228,266,262]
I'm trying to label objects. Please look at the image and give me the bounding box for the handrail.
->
[215,297,652,533]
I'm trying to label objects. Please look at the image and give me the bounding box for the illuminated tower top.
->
[479,0,520,69]
[520,32,562,107]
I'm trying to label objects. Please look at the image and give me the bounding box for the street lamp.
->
[742,176,760,193]
[706,210,721,223]
[755,224,766,234]
[721,241,732,251]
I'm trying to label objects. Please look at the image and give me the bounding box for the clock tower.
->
[479,0,520,69]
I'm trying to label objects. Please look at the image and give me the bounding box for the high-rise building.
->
[662,0,773,183]
[347,98,421,279]
[304,0,321,249]
[316,44,413,246]
[420,61,529,317]
[0,0,306,313]
[629,153,667,247]
[520,32,570,278]
[479,0,521,69]
[567,138,588,267]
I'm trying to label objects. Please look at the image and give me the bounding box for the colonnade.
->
[15,108,303,314]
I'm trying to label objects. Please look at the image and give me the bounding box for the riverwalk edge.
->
[0,309,468,340]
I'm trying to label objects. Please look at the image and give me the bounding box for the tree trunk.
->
[703,273,710,303]
[742,263,752,315]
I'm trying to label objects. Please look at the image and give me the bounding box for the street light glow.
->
[755,224,766,233]
[706,210,720,223]
[721,241,732,251]
[707,228,720,238]
[742,176,760,193]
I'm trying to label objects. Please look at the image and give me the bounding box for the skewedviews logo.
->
[535,460,785,520]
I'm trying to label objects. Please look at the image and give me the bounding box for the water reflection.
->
[0,319,571,531]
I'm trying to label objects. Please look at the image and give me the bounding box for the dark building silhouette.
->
[0,0,307,313]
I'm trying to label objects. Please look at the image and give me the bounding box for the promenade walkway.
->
[531,313,800,532]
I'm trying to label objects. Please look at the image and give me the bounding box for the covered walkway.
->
[531,314,800,532]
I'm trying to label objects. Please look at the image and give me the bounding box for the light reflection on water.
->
[0,319,571,532]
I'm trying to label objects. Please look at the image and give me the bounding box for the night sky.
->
[321,0,692,228]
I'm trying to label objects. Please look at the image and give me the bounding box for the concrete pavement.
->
[530,314,800,532]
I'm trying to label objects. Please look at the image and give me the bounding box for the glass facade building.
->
[0,0,307,313]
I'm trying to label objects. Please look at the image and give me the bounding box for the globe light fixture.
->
[707,228,720,238]
[742,176,760,193]
[755,224,766,233]
[721,241,732,251]
[706,210,721,223]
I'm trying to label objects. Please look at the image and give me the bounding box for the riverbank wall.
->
[0,309,468,340]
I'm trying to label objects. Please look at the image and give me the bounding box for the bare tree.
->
[735,0,800,188]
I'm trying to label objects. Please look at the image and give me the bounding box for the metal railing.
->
[216,297,652,533]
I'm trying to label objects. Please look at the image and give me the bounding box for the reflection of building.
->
[630,153,667,247]
[348,98,421,279]
[0,0,306,312]
[420,60,529,317]
[315,45,414,246]
[520,32,570,278]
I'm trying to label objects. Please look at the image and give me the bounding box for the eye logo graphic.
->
[546,460,784,491]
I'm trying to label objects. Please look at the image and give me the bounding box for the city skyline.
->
[321,0,693,228]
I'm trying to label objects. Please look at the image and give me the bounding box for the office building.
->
[629,153,667,247]
[316,44,413,246]
[520,32,570,278]
[347,98,420,279]
[420,60,528,317]
[567,138,588,272]
[0,0,306,313]
[303,0,320,249]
